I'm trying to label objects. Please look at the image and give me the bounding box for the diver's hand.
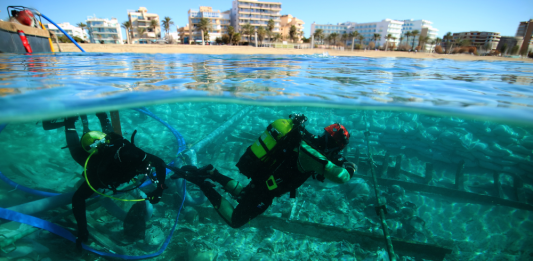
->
[343,162,357,178]
[146,187,164,204]
[171,164,215,186]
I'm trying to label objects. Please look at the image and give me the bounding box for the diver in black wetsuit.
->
[44,113,167,250]
[169,114,357,228]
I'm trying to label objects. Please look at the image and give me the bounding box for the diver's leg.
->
[230,186,272,228]
[72,181,95,250]
[80,115,90,134]
[208,170,244,197]
[96,112,113,134]
[64,117,89,167]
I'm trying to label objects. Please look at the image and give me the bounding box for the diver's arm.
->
[146,153,167,189]
[297,141,351,184]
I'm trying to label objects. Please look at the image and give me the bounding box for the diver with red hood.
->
[169,114,356,228]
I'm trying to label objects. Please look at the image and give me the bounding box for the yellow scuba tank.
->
[251,119,294,160]
[80,131,107,153]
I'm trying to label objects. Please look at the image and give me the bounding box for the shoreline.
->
[58,43,533,62]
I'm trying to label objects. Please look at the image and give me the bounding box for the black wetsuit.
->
[64,115,166,241]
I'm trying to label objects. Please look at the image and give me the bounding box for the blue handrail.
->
[40,13,86,52]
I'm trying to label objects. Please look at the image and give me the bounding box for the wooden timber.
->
[194,206,453,261]
[348,153,533,212]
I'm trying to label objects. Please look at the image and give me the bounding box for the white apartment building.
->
[311,19,403,48]
[399,19,438,50]
[44,22,88,41]
[311,22,349,36]
[86,16,123,44]
[231,0,282,42]
[347,19,403,47]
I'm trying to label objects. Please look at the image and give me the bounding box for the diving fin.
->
[42,119,65,130]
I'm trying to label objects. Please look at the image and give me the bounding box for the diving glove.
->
[146,184,167,204]
[343,162,357,178]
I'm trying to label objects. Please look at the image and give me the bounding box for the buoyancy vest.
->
[236,119,329,198]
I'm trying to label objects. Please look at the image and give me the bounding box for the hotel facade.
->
[127,7,161,44]
[231,0,282,42]
[188,6,231,43]
[44,22,88,41]
[85,16,123,44]
[280,14,304,43]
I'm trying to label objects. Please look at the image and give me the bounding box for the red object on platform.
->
[17,30,33,53]
[16,10,35,27]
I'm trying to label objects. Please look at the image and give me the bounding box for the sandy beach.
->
[57,43,532,62]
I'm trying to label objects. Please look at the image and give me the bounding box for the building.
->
[515,19,533,54]
[178,24,191,44]
[311,19,403,48]
[127,7,160,44]
[310,22,348,37]
[348,19,403,48]
[280,14,304,42]
[451,31,501,51]
[497,36,523,55]
[85,16,123,44]
[398,19,438,51]
[44,22,88,41]
[231,0,282,42]
[188,7,230,44]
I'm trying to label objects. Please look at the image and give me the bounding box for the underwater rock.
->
[492,125,518,138]
[521,136,533,150]
[385,117,403,134]
[508,144,531,155]
[440,117,464,126]
[144,225,165,246]
[182,206,199,225]
[479,160,503,172]
[188,239,218,261]
[124,201,147,240]
[346,178,370,203]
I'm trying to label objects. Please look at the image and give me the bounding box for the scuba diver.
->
[43,113,167,250]
[169,114,357,228]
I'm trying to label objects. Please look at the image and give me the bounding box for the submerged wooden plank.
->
[195,207,452,260]
[352,174,533,212]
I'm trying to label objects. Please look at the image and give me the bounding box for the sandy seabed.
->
[58,43,533,63]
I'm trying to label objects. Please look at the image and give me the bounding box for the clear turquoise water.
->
[0,53,532,260]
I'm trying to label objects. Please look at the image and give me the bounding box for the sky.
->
[3,0,532,40]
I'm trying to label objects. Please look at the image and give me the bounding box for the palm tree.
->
[391,36,397,50]
[257,26,266,45]
[247,24,255,44]
[373,33,381,48]
[289,25,297,43]
[358,34,364,49]
[330,32,339,45]
[411,29,419,49]
[232,33,241,45]
[385,33,392,51]
[313,29,323,44]
[76,22,87,41]
[435,37,442,46]
[443,32,453,53]
[198,18,211,45]
[150,19,158,38]
[399,36,404,50]
[341,33,348,46]
[177,26,185,44]
[273,33,281,42]
[161,17,174,40]
[422,36,430,51]
[241,23,252,43]
[404,32,412,50]
[267,19,275,42]
[121,21,131,44]
[137,27,146,40]
[227,26,235,45]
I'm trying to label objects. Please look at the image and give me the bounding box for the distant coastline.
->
[57,43,532,63]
